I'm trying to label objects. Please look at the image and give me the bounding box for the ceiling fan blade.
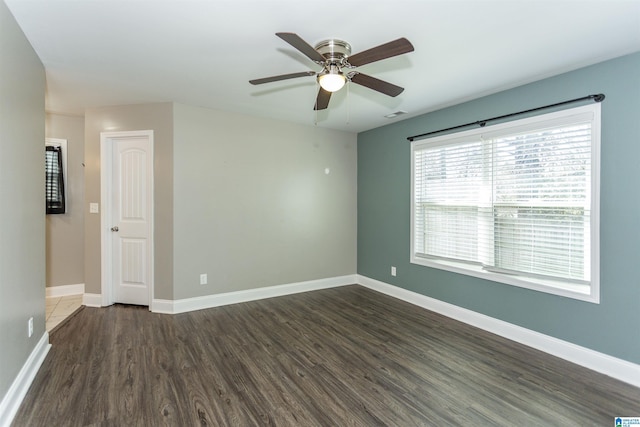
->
[347,38,414,67]
[314,88,332,110]
[350,73,404,97]
[276,32,326,63]
[249,71,316,85]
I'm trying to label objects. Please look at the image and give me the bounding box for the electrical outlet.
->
[28,317,33,338]
[200,273,208,285]
[391,266,397,277]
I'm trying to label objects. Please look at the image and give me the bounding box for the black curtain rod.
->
[406,93,605,142]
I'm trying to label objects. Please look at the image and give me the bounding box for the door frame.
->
[100,130,154,308]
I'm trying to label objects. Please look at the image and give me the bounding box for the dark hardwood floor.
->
[12,285,640,426]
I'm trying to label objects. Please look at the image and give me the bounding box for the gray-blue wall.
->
[358,52,640,364]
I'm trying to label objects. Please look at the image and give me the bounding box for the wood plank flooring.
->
[12,285,640,426]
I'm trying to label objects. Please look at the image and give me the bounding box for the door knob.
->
[111,226,119,232]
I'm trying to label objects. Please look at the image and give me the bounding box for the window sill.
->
[410,255,599,304]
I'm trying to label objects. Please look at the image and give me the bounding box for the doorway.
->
[100,130,154,307]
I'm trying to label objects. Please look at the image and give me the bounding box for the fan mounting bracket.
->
[314,39,352,65]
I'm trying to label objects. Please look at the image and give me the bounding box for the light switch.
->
[89,203,99,214]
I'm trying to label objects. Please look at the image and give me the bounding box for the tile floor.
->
[45,294,83,331]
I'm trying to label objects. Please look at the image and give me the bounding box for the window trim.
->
[410,103,601,303]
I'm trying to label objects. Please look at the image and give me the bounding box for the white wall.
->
[173,103,357,299]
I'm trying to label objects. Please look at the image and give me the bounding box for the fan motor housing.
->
[314,39,352,62]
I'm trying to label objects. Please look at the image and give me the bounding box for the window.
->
[411,104,600,302]
[45,139,67,214]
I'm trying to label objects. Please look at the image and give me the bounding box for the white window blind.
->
[411,104,600,301]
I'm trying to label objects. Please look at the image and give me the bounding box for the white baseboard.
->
[0,332,51,427]
[82,293,103,307]
[152,274,357,315]
[151,298,174,314]
[357,274,640,388]
[45,283,84,298]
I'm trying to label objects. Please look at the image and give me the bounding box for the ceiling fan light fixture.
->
[250,33,414,110]
[318,67,346,92]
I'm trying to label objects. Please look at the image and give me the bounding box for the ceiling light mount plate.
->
[314,39,351,63]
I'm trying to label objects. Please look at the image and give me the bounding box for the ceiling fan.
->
[249,32,414,110]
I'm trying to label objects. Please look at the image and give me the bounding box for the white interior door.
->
[101,131,153,306]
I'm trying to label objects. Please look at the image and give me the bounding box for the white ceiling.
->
[5,0,640,132]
